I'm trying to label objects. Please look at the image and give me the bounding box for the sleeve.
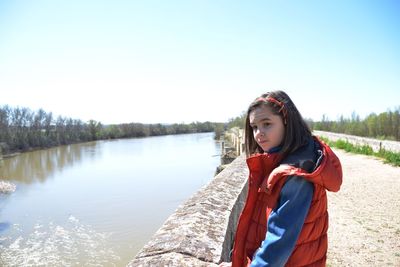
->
[249,176,314,267]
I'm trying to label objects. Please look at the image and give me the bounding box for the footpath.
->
[327,149,400,266]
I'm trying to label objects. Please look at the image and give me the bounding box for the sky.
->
[0,0,399,124]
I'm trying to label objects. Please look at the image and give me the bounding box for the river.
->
[0,132,221,266]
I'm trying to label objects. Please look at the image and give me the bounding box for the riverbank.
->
[0,104,221,159]
[0,131,218,159]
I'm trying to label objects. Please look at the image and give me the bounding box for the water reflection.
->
[0,142,101,184]
[0,133,221,266]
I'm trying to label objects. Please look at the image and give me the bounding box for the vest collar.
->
[246,137,342,193]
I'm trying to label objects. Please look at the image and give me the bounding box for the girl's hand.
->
[219,262,232,267]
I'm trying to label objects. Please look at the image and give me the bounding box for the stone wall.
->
[128,154,248,267]
[314,130,400,153]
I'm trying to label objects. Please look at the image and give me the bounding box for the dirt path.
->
[327,149,400,266]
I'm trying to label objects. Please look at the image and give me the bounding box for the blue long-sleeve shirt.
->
[249,175,314,267]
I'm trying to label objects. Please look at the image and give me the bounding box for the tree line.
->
[0,105,224,155]
[225,107,400,141]
[311,107,400,141]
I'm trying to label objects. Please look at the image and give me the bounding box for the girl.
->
[220,91,342,267]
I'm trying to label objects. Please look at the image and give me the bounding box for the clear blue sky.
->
[1,0,399,124]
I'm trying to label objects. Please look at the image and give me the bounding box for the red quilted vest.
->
[232,137,342,267]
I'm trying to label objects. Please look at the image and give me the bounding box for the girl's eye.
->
[251,125,257,130]
[263,122,270,127]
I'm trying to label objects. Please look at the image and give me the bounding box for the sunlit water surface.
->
[0,132,221,266]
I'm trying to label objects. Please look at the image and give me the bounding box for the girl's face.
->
[249,105,285,152]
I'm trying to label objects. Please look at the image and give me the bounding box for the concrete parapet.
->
[314,130,400,153]
[128,154,248,267]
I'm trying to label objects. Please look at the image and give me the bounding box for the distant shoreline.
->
[0,131,216,159]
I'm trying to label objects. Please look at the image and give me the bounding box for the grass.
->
[319,137,400,167]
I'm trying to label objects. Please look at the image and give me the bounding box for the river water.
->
[0,132,221,266]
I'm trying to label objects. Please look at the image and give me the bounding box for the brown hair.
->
[244,90,312,158]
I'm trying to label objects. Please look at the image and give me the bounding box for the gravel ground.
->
[327,149,400,266]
